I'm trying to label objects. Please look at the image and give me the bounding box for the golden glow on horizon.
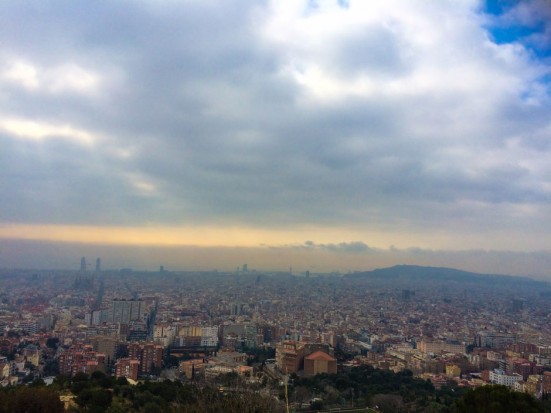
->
[0,223,542,252]
[0,223,410,248]
[0,223,519,251]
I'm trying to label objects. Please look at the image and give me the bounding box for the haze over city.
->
[1,0,551,277]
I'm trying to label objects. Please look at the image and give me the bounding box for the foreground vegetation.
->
[0,366,549,413]
[290,365,549,412]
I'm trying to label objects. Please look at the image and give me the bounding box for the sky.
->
[1,0,551,277]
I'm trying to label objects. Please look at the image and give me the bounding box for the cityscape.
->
[1,259,551,411]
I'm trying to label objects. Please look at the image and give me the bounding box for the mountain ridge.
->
[345,264,548,286]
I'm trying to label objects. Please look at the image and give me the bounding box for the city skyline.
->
[1,1,551,276]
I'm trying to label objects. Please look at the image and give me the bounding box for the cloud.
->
[2,59,101,94]
[299,240,372,253]
[0,0,550,263]
[0,117,98,145]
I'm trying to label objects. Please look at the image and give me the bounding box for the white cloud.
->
[2,61,39,89]
[261,0,547,107]
[124,172,158,196]
[0,117,98,145]
[2,58,101,95]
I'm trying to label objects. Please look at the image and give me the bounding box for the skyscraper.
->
[80,257,86,272]
[95,258,101,272]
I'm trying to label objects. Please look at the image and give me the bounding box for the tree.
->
[91,370,107,381]
[310,399,324,410]
[76,388,113,413]
[0,386,64,413]
[24,360,36,371]
[294,386,311,408]
[164,354,180,368]
[143,401,164,413]
[453,385,544,413]
[116,376,129,386]
[371,394,405,413]
[46,337,60,349]
[43,359,60,376]
[73,371,90,382]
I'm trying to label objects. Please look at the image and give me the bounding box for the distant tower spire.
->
[95,258,101,272]
[80,257,86,272]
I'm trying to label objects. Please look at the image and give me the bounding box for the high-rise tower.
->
[80,257,86,272]
[95,258,101,272]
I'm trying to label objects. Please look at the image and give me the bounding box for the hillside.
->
[345,265,548,287]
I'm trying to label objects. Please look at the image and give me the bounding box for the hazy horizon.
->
[2,239,551,281]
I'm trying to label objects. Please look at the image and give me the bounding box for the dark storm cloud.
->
[1,0,551,245]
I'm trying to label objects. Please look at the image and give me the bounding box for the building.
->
[204,364,235,380]
[89,336,120,363]
[173,325,218,349]
[89,309,110,326]
[22,345,41,366]
[86,323,122,338]
[276,341,306,374]
[179,359,206,379]
[418,339,466,355]
[276,341,334,374]
[109,299,146,324]
[115,358,140,381]
[222,324,258,349]
[202,351,250,381]
[153,323,176,347]
[508,359,534,380]
[304,351,337,376]
[445,364,461,378]
[476,331,516,349]
[18,320,38,335]
[127,342,163,375]
[201,327,219,347]
[489,369,523,387]
[58,344,106,377]
[127,322,148,341]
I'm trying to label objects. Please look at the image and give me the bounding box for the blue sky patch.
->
[483,0,551,58]
[483,0,517,15]
[338,0,350,9]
